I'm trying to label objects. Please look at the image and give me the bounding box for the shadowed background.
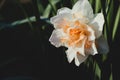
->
[0,0,119,80]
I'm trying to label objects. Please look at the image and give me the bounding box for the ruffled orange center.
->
[61,20,92,48]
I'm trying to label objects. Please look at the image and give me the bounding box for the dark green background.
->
[0,0,119,80]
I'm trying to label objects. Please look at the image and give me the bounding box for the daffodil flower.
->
[49,0,109,66]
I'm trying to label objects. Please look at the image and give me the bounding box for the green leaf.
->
[109,73,113,80]
[43,0,60,17]
[107,0,114,31]
[95,0,101,13]
[109,64,113,80]
[11,16,36,26]
[0,16,49,30]
[43,5,52,18]
[95,62,101,80]
[48,0,60,14]
[102,54,107,62]
[106,0,111,13]
[71,0,78,5]
[89,0,94,4]
[112,6,120,40]
[37,0,44,14]
[104,24,108,40]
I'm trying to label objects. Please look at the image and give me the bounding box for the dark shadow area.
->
[0,0,119,80]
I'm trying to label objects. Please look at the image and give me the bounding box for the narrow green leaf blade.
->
[95,0,101,13]
[95,63,101,80]
[112,6,120,40]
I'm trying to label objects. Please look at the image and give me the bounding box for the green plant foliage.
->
[112,6,120,40]
[0,0,119,80]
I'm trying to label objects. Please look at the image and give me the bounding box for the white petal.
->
[72,0,94,20]
[90,13,105,38]
[96,35,109,54]
[72,38,86,56]
[57,7,71,15]
[50,13,72,29]
[66,38,86,63]
[66,47,76,63]
[87,25,95,41]
[85,42,98,55]
[76,39,86,56]
[75,54,88,66]
[91,42,98,55]
[49,29,65,47]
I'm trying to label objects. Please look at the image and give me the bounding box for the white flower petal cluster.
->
[49,0,109,66]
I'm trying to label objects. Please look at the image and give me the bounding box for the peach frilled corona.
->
[49,0,109,66]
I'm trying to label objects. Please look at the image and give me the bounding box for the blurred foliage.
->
[0,0,119,80]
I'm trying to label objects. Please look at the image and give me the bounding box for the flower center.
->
[68,28,88,46]
[67,21,90,46]
[61,20,93,48]
[69,28,81,44]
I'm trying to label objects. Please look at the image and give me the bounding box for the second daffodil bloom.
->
[49,0,109,66]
